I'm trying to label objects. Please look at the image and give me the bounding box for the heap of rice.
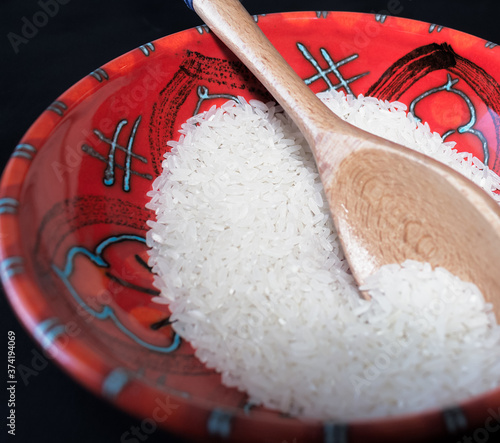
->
[146,90,500,419]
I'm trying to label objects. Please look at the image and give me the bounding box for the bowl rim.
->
[2,9,500,442]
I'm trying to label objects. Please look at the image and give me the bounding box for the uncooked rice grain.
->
[146,90,500,420]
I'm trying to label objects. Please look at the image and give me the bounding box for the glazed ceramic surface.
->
[2,11,500,443]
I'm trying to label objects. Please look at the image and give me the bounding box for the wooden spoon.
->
[185,0,500,315]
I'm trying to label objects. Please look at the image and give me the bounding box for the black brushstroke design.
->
[149,50,270,176]
[150,317,176,331]
[105,271,160,296]
[367,43,500,170]
[135,253,152,271]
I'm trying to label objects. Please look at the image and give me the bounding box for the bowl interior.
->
[3,10,500,442]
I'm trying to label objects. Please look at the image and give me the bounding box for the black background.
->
[2,1,500,442]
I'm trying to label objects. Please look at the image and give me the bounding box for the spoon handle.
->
[188,0,345,147]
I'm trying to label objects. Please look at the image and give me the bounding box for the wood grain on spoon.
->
[190,0,500,317]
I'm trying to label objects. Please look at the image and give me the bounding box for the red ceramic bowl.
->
[2,11,500,443]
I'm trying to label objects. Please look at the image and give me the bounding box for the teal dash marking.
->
[243,402,255,415]
[102,368,130,399]
[40,325,66,349]
[443,407,468,433]
[0,256,24,280]
[34,317,59,338]
[0,198,19,214]
[13,144,36,160]
[324,422,348,443]
[207,409,233,438]
[47,100,67,116]
[34,317,66,349]
[139,42,155,56]
[90,68,109,82]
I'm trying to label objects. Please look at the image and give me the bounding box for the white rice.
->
[146,90,500,420]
